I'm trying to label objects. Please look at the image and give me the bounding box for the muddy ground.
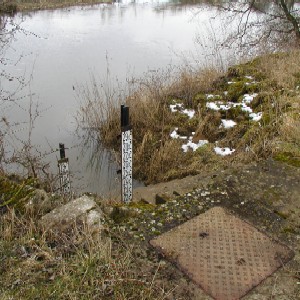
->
[119,159,300,299]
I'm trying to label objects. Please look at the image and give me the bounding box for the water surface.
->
[1,0,229,196]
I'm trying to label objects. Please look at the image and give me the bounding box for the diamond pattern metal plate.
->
[150,207,294,300]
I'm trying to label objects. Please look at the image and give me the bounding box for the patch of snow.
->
[206,102,220,110]
[182,109,195,119]
[170,128,190,140]
[182,139,209,152]
[228,81,235,84]
[170,128,179,139]
[245,76,253,80]
[206,94,215,99]
[220,119,237,129]
[243,93,258,103]
[219,104,231,110]
[224,91,228,96]
[249,112,262,121]
[241,104,253,113]
[169,103,183,112]
[214,147,235,156]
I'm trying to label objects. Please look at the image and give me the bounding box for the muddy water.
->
[1,1,229,197]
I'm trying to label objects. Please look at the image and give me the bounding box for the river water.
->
[1,0,234,197]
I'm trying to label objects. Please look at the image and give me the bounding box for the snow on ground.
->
[182,139,209,152]
[249,112,262,121]
[206,102,221,110]
[206,92,262,122]
[214,147,235,156]
[182,109,195,119]
[241,103,253,113]
[170,127,208,152]
[170,83,262,157]
[220,119,237,129]
[170,128,187,140]
[170,128,179,139]
[169,102,195,119]
[169,103,183,112]
[243,93,258,103]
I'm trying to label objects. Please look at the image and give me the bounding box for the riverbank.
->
[80,50,300,185]
[0,0,110,14]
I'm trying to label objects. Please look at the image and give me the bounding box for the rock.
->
[39,196,104,236]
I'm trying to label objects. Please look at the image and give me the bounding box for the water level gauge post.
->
[58,143,71,196]
[121,105,133,203]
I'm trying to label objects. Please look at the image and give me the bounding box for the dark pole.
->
[59,143,65,159]
[121,105,129,128]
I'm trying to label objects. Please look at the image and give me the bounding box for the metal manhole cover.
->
[150,207,294,300]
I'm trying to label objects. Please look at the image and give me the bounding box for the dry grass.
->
[0,202,170,299]
[78,50,300,185]
[0,175,170,299]
[257,50,300,89]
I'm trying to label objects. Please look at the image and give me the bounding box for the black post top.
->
[59,143,65,159]
[121,105,130,128]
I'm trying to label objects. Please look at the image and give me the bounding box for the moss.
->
[193,93,207,103]
[226,81,248,102]
[128,201,155,211]
[226,79,260,103]
[274,210,289,219]
[282,226,297,234]
[274,152,300,167]
[227,57,265,80]
[221,105,248,121]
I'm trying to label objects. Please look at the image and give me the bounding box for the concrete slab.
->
[150,207,294,300]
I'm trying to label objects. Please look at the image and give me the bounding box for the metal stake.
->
[58,143,71,196]
[121,105,133,203]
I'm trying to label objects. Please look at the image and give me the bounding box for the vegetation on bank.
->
[0,0,110,14]
[0,175,173,299]
[80,50,300,184]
